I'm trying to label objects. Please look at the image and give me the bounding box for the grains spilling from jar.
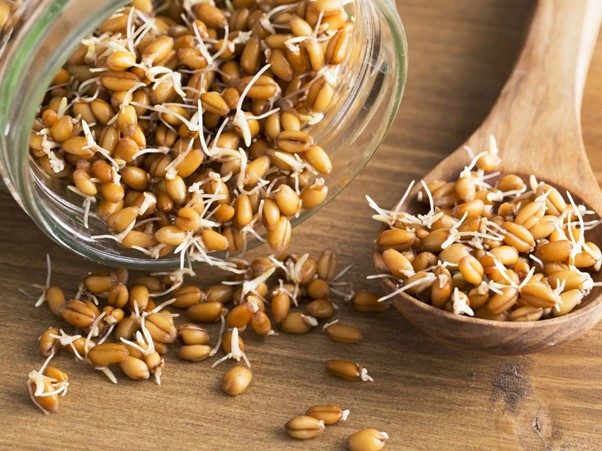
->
[368,136,602,321]
[30,0,355,271]
[26,247,377,415]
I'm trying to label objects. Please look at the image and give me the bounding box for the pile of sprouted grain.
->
[29,0,353,271]
[26,249,384,415]
[368,136,602,321]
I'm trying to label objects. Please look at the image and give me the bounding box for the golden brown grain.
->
[221,365,253,396]
[324,322,362,344]
[348,429,389,451]
[285,415,325,440]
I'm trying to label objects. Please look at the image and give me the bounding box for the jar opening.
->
[1,0,407,269]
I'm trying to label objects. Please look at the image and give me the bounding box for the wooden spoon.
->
[374,0,602,355]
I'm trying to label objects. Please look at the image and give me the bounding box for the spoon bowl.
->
[373,187,602,355]
[374,0,602,355]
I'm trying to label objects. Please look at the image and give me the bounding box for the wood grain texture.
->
[0,0,601,449]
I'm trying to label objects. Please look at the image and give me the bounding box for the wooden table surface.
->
[1,1,601,449]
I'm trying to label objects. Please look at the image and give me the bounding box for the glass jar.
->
[0,0,407,269]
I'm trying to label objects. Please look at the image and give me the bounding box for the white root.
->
[211,327,250,368]
[359,367,373,382]
[34,254,52,307]
[451,288,474,316]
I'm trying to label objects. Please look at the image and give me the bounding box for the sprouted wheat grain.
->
[30,0,355,272]
[26,247,365,414]
[369,136,602,321]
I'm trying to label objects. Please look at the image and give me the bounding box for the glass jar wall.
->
[0,0,406,269]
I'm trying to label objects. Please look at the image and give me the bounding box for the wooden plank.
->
[0,1,600,449]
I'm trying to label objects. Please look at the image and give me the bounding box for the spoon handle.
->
[466,0,602,194]
[511,0,602,114]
